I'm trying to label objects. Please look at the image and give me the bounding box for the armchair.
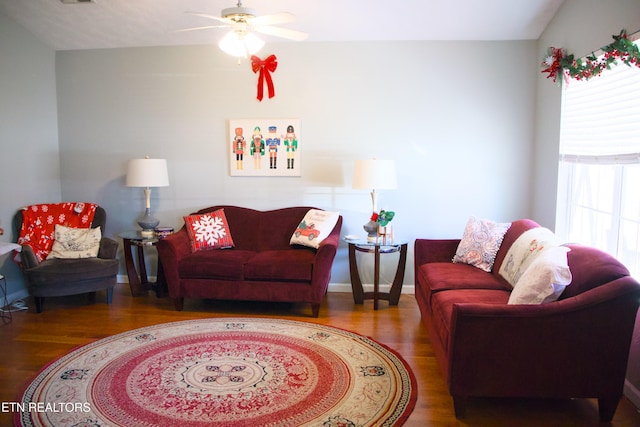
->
[13,205,119,313]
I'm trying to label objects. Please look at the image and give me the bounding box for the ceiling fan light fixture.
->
[221,6,256,21]
[218,30,264,57]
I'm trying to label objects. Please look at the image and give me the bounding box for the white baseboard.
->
[624,379,640,410]
[117,275,415,295]
[6,288,29,306]
[328,282,415,294]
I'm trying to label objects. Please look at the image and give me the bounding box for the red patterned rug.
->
[16,318,417,426]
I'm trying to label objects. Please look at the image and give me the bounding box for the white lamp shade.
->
[126,158,169,187]
[219,31,264,57]
[352,159,397,190]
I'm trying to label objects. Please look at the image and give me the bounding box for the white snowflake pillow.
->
[184,209,235,252]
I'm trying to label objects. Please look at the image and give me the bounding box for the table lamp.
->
[126,157,169,238]
[352,159,397,241]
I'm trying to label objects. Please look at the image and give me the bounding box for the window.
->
[556,37,640,277]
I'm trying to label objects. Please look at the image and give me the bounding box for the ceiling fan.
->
[179,1,308,57]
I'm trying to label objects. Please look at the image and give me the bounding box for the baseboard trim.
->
[117,274,132,284]
[624,379,640,410]
[6,288,29,306]
[116,275,415,295]
[328,282,415,294]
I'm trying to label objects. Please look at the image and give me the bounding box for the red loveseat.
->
[157,205,342,317]
[414,219,640,420]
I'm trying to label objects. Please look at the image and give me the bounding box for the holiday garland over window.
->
[541,30,639,83]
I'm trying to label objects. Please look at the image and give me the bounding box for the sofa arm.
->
[310,216,342,298]
[98,237,118,259]
[414,238,460,266]
[156,228,191,298]
[19,244,39,269]
[447,277,640,400]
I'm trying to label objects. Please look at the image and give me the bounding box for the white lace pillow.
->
[452,216,511,272]
[47,224,101,259]
[499,227,560,287]
[508,246,572,304]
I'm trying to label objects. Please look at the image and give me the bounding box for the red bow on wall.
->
[251,54,278,101]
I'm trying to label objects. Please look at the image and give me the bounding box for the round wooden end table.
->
[345,238,408,310]
[119,231,166,297]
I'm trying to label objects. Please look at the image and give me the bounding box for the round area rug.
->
[16,318,417,427]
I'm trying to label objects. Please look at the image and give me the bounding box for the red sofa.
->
[414,219,640,420]
[157,205,342,317]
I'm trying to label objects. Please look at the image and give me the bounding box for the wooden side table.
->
[0,274,10,323]
[119,231,166,297]
[0,242,20,323]
[346,239,408,310]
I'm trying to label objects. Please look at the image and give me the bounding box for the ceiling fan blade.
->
[174,25,229,33]
[185,12,230,24]
[255,26,308,41]
[249,12,296,26]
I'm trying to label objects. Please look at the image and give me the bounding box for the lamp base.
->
[137,208,159,238]
[363,220,378,242]
[139,229,156,238]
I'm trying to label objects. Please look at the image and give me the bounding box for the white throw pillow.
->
[508,246,572,305]
[47,224,101,259]
[499,227,561,287]
[290,209,339,249]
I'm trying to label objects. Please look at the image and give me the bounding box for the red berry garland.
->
[542,30,639,83]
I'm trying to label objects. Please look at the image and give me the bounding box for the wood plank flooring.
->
[1,283,640,426]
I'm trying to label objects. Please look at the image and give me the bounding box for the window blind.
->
[559,37,640,163]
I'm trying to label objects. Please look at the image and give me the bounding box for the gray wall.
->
[54,40,537,288]
[0,11,60,301]
[8,0,638,296]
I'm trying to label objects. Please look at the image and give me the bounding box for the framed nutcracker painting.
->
[229,118,301,177]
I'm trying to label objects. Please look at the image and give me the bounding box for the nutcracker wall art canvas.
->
[229,119,301,177]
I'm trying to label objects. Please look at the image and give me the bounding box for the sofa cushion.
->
[244,249,315,282]
[26,258,119,286]
[508,246,572,304]
[178,250,256,280]
[184,209,234,252]
[492,219,541,275]
[255,207,312,251]
[499,227,561,287]
[430,289,511,355]
[453,216,511,272]
[416,262,511,312]
[419,263,512,293]
[290,209,340,249]
[47,224,101,259]
[195,206,259,250]
[194,206,334,252]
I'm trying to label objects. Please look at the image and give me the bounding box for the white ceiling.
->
[0,0,564,51]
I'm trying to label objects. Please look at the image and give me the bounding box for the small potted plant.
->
[371,210,395,243]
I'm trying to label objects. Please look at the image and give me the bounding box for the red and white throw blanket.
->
[18,202,98,262]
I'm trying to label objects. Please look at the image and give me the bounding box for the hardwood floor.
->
[1,283,639,426]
